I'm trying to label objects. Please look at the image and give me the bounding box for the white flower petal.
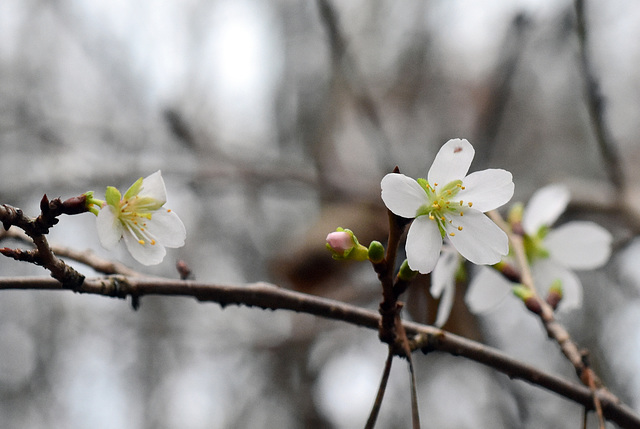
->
[381,173,426,218]
[431,246,460,327]
[447,210,508,265]
[522,184,570,235]
[532,258,582,312]
[465,267,512,314]
[122,231,167,265]
[427,139,475,189]
[96,206,123,250]
[145,209,187,248]
[545,221,612,270]
[434,277,456,328]
[405,216,443,274]
[458,169,514,212]
[431,246,459,298]
[140,170,167,203]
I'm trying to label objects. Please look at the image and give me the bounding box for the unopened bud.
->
[325,228,369,261]
[512,285,542,314]
[508,202,524,235]
[398,259,418,281]
[367,241,385,263]
[545,279,563,310]
[494,260,521,283]
[62,194,90,215]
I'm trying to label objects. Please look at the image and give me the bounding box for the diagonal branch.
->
[1,275,638,428]
[574,0,624,190]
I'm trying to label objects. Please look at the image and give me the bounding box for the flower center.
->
[119,196,158,246]
[523,226,550,262]
[416,178,474,238]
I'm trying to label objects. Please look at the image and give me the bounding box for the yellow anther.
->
[460,212,464,216]
[459,200,463,205]
[167,209,172,213]
[429,214,435,220]
[434,183,438,187]
[440,216,445,221]
[461,186,465,190]
[138,240,145,245]
[150,240,156,245]
[447,190,452,195]
[468,202,473,207]
[449,232,455,236]
[458,226,463,231]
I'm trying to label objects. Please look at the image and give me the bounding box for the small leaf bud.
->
[367,241,385,263]
[398,259,418,282]
[545,279,563,310]
[512,284,542,314]
[494,260,521,283]
[508,202,524,235]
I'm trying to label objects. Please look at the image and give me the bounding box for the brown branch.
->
[364,348,394,429]
[0,200,86,288]
[1,275,638,428]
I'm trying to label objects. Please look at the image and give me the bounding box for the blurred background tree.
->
[1,0,640,428]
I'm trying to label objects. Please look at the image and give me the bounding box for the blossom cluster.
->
[326,138,613,327]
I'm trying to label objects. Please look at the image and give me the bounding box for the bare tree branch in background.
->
[574,0,625,190]
[316,0,395,173]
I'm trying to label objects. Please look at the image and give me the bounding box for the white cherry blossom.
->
[381,138,514,274]
[467,184,612,313]
[95,171,186,265]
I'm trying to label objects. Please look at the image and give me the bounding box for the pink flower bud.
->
[326,231,353,254]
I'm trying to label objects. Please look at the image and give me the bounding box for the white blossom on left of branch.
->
[86,170,186,265]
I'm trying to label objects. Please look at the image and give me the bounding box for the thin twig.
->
[574,0,624,190]
[396,310,421,429]
[364,348,394,429]
[315,0,395,173]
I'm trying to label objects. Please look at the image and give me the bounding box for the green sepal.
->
[416,178,432,196]
[523,227,550,262]
[105,186,122,208]
[439,179,463,197]
[123,177,143,200]
[83,191,104,216]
